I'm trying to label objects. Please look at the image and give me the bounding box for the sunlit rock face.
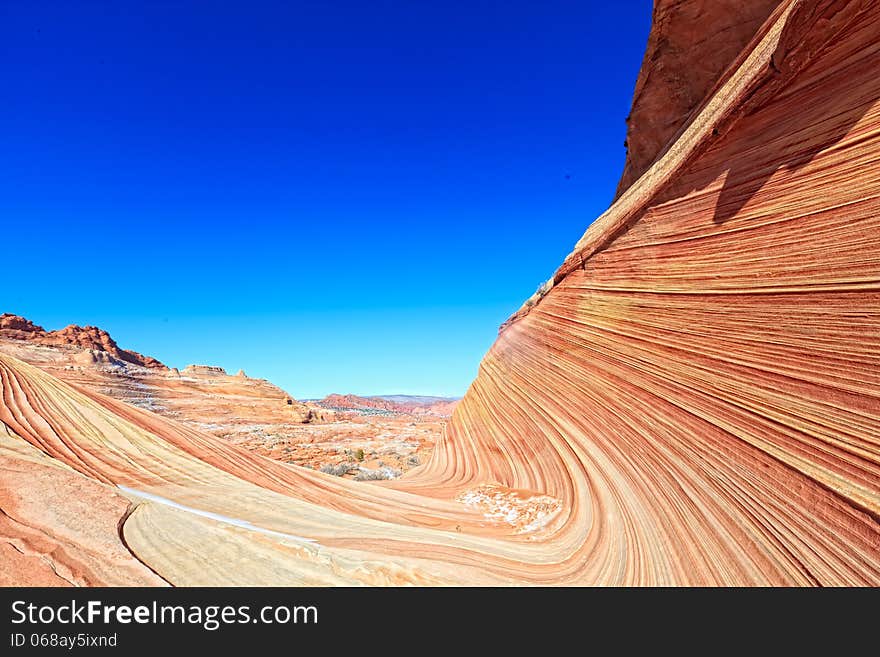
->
[1,0,878,586]
[0,313,165,369]
[445,0,880,584]
[616,0,782,198]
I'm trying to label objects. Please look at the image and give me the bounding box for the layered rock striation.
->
[317,393,459,418]
[1,0,878,585]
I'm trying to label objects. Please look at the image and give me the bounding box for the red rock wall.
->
[436,0,880,583]
[617,0,782,196]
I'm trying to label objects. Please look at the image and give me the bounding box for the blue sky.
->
[1,1,652,398]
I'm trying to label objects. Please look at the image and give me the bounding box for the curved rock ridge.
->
[1,0,879,585]
[481,0,880,581]
[504,0,879,328]
[0,354,529,585]
[0,421,167,586]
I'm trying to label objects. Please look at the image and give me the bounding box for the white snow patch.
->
[118,485,318,545]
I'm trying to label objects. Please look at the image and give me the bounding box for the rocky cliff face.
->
[0,313,165,369]
[0,313,44,337]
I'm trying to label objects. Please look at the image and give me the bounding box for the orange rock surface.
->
[616,0,781,197]
[0,313,164,369]
[0,326,443,475]
[0,422,166,586]
[1,0,878,585]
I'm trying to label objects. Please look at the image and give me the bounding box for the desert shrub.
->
[354,466,401,481]
[319,462,354,477]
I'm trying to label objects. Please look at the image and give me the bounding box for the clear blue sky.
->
[1,1,652,399]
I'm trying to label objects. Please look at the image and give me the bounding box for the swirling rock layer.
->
[1,0,878,585]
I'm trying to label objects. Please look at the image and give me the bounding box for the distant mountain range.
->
[314,393,459,418]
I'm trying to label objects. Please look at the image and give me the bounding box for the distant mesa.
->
[319,393,398,413]
[181,364,227,377]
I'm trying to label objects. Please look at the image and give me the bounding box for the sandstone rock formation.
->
[0,313,164,369]
[0,314,44,339]
[0,420,165,586]
[2,0,879,586]
[616,0,781,197]
[0,315,317,440]
[320,393,401,413]
[50,324,166,369]
[488,0,880,582]
[181,364,227,376]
